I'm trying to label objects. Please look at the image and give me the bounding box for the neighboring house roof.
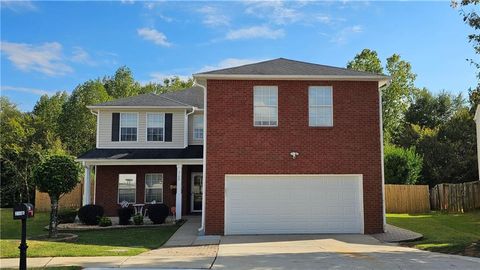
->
[194,58,389,84]
[88,86,204,109]
[77,145,203,160]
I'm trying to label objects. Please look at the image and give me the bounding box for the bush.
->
[117,207,134,225]
[147,204,169,224]
[99,217,112,227]
[57,208,77,224]
[133,214,144,225]
[78,204,104,225]
[384,144,423,185]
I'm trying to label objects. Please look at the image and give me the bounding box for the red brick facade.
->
[205,80,383,235]
[95,165,202,216]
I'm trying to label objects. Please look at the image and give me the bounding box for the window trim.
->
[145,112,166,142]
[144,173,164,204]
[119,112,139,142]
[253,85,278,127]
[117,174,137,204]
[308,86,334,127]
[193,114,204,140]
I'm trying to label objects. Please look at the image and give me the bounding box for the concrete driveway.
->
[212,234,480,270]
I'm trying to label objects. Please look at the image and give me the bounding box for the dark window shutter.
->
[165,113,173,142]
[111,113,120,141]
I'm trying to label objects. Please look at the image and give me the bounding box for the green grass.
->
[387,211,480,255]
[0,208,180,258]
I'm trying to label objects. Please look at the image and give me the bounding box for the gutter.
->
[193,78,207,235]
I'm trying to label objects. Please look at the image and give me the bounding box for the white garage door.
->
[225,175,364,235]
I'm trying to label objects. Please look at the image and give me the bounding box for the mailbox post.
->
[13,203,34,270]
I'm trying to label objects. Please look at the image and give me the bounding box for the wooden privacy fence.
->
[385,184,430,213]
[35,180,94,212]
[430,181,480,212]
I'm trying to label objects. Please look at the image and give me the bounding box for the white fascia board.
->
[86,105,192,110]
[474,105,480,121]
[76,158,203,166]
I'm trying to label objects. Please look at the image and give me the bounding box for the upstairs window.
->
[120,113,137,141]
[118,174,136,204]
[145,173,163,203]
[147,113,165,141]
[254,86,278,127]
[309,86,333,127]
[193,115,204,140]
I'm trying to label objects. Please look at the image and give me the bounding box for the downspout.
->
[378,80,390,232]
[193,78,207,235]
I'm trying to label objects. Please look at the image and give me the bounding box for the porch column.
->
[83,165,91,206]
[175,164,183,220]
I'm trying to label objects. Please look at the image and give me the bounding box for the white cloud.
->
[1,85,57,96]
[137,27,171,47]
[198,6,230,27]
[330,25,363,44]
[1,0,37,12]
[197,58,264,73]
[0,41,73,76]
[244,0,301,25]
[147,72,190,84]
[120,0,135,4]
[71,46,96,65]
[226,26,285,40]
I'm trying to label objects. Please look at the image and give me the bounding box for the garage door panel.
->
[225,175,363,235]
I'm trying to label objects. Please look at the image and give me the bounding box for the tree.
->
[34,155,81,238]
[140,76,194,95]
[452,0,480,71]
[58,80,110,156]
[384,144,423,184]
[346,49,383,74]
[104,66,141,98]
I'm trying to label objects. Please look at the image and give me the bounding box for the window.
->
[145,174,163,203]
[118,174,136,203]
[147,113,164,141]
[309,86,333,127]
[254,86,278,126]
[193,115,204,140]
[120,113,137,141]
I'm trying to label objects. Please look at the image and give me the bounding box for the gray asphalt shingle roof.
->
[90,86,204,108]
[195,58,387,77]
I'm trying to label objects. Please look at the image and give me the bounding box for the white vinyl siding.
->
[193,115,204,140]
[120,113,138,141]
[309,86,333,127]
[97,109,186,148]
[145,173,163,203]
[118,174,136,203]
[147,113,165,142]
[254,86,278,127]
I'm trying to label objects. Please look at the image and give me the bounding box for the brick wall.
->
[95,165,202,216]
[205,80,383,234]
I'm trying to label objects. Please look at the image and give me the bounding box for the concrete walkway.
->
[0,216,219,269]
[372,224,423,242]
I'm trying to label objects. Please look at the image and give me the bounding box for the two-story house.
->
[78,58,389,235]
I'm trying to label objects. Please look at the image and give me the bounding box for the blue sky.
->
[1,0,478,111]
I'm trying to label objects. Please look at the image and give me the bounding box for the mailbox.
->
[13,203,34,220]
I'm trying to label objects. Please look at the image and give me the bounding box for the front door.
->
[190,173,203,212]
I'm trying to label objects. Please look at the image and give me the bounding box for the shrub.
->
[384,144,423,185]
[78,204,104,225]
[147,203,169,224]
[99,217,112,227]
[57,208,77,224]
[133,214,144,225]
[117,207,134,225]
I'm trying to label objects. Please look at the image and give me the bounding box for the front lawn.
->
[387,211,480,256]
[0,208,180,258]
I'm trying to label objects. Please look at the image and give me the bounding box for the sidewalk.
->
[0,216,219,269]
[372,224,423,242]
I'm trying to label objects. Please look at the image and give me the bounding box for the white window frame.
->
[308,86,333,127]
[193,114,204,140]
[253,86,278,127]
[117,174,136,204]
[144,173,164,203]
[119,112,138,142]
[146,112,165,142]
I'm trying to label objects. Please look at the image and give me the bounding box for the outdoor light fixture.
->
[290,151,299,159]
